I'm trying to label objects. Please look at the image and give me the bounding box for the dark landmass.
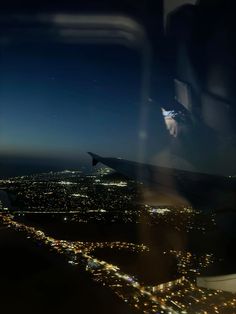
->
[93,247,178,286]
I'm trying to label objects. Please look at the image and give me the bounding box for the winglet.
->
[88,152,99,166]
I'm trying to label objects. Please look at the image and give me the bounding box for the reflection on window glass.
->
[0,10,236,314]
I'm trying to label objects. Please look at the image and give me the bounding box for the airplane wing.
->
[88,152,236,211]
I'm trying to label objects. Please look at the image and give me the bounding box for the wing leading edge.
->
[88,152,236,211]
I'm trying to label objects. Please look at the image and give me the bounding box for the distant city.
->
[0,168,235,313]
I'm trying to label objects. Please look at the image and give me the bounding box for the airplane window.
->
[0,5,236,314]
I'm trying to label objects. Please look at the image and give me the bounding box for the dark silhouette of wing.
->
[88,152,236,211]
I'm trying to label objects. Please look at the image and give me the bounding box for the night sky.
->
[0,40,169,176]
[0,24,235,177]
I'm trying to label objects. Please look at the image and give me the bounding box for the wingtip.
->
[88,152,99,166]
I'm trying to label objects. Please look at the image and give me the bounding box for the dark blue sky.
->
[0,43,147,158]
[0,41,171,177]
[1,40,235,177]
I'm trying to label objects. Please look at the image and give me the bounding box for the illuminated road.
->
[0,213,235,314]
